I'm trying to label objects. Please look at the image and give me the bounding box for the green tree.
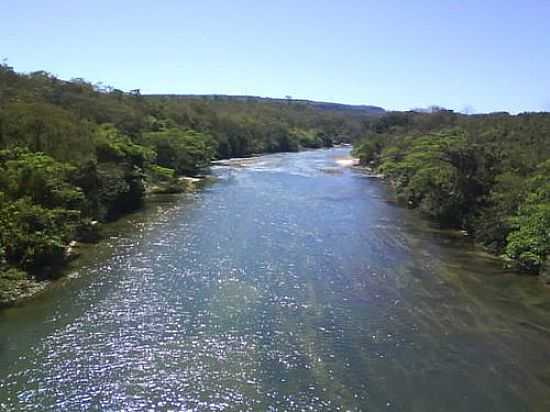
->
[142,128,216,175]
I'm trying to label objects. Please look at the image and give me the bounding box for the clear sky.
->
[1,0,549,113]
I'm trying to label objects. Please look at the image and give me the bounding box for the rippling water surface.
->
[1,148,550,411]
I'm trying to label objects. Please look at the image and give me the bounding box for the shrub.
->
[0,198,73,269]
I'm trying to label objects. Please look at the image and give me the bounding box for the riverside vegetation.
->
[0,63,372,305]
[352,109,550,282]
[1,63,549,306]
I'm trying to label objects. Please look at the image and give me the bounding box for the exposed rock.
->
[65,240,81,260]
[0,278,48,308]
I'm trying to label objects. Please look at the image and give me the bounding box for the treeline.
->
[0,63,369,303]
[143,94,367,155]
[353,110,550,279]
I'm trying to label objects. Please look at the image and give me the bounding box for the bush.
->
[146,165,183,194]
[94,124,154,167]
[149,164,176,182]
[95,162,145,220]
[0,147,85,210]
[0,197,73,269]
[506,204,550,271]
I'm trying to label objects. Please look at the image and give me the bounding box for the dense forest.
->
[353,109,550,282]
[0,63,373,304]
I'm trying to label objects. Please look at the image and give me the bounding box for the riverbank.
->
[352,112,550,283]
[0,148,320,309]
[0,146,327,309]
[1,64,363,312]
[0,175,212,309]
[2,147,550,411]
[0,274,50,309]
[351,162,550,287]
[339,152,550,286]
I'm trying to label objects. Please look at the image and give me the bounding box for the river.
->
[1,148,550,411]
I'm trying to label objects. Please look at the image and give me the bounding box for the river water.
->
[1,148,550,411]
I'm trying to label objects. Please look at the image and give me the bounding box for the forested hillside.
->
[353,110,550,280]
[147,94,386,116]
[0,63,373,304]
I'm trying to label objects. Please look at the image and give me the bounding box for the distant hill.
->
[146,94,386,116]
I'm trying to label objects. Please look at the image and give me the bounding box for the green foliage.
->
[0,148,84,209]
[353,111,550,274]
[0,63,375,299]
[375,129,489,225]
[94,124,154,167]
[352,135,383,164]
[289,128,333,149]
[0,102,95,162]
[146,165,183,194]
[66,126,153,221]
[2,62,548,290]
[0,149,82,271]
[0,197,74,269]
[147,97,359,158]
[0,267,28,304]
[149,164,176,181]
[474,172,525,252]
[505,161,550,271]
[142,128,216,175]
[506,203,550,271]
[95,162,145,220]
[0,268,26,284]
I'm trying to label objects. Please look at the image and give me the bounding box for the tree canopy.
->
[353,110,550,276]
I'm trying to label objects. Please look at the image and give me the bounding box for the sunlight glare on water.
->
[1,148,550,411]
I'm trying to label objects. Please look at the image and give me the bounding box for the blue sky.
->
[1,0,549,113]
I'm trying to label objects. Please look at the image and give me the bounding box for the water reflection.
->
[1,148,549,411]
